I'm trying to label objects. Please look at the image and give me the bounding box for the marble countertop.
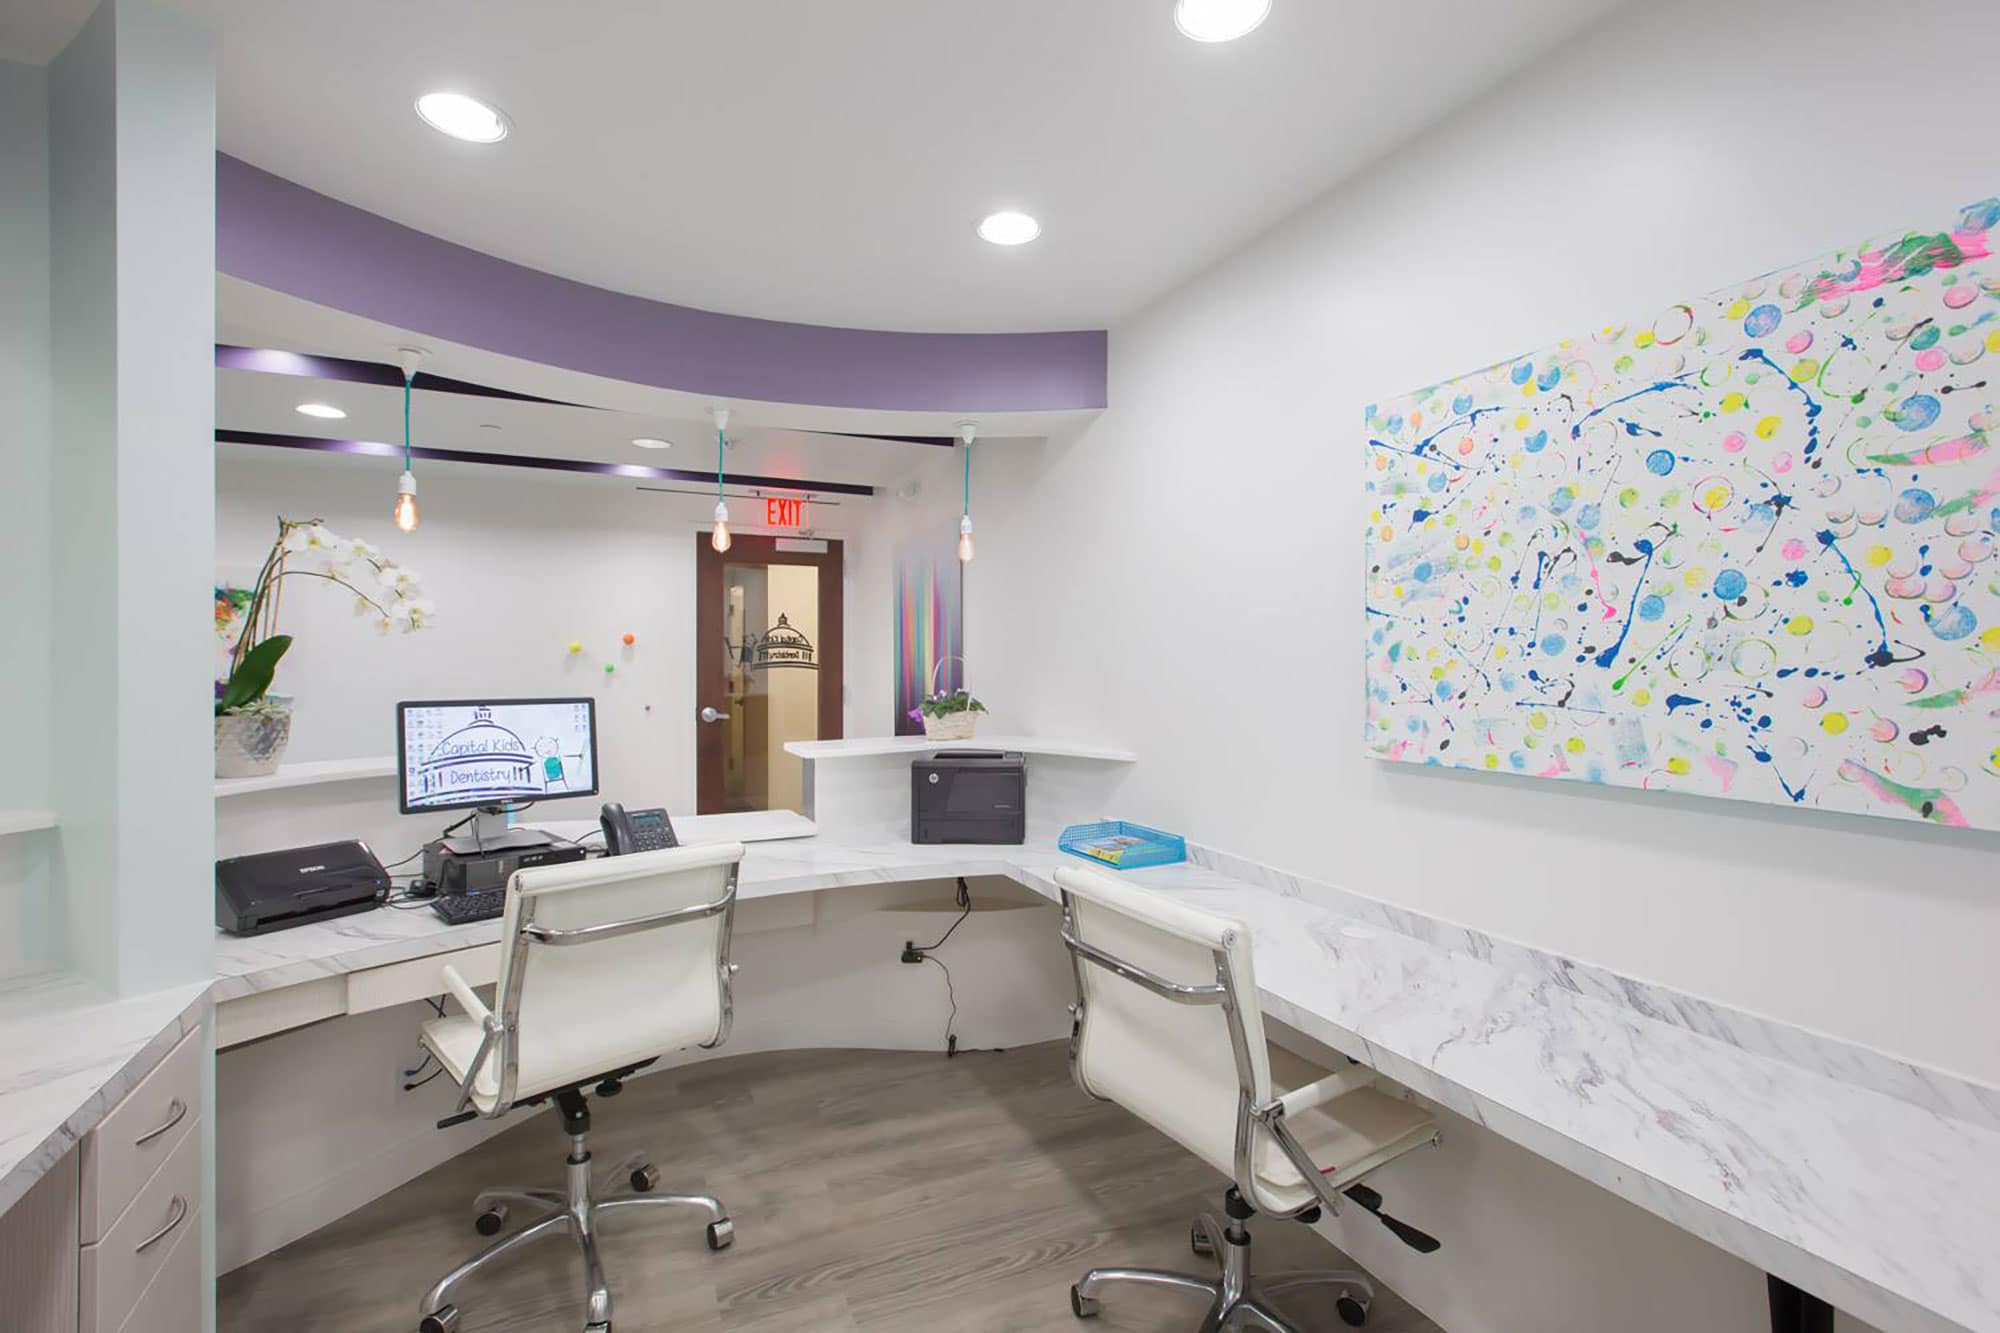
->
[785,734,1137,762]
[8,822,1994,1331]
[0,970,210,1216]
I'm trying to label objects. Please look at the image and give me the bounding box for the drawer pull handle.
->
[134,1097,188,1146]
[135,1194,189,1253]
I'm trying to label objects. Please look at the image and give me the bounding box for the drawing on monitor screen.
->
[405,703,594,808]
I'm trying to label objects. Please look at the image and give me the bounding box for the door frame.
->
[695,533,844,814]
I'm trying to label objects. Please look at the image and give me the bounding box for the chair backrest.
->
[1056,864,1273,1196]
[492,842,744,1105]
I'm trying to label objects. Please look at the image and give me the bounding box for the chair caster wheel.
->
[1070,1285,1101,1319]
[1190,1220,1214,1258]
[1337,1291,1370,1326]
[629,1162,660,1193]
[474,1203,508,1236]
[418,1305,460,1333]
[706,1218,734,1251]
[584,1324,611,1333]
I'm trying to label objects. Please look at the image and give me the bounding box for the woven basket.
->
[922,709,978,741]
[919,656,980,740]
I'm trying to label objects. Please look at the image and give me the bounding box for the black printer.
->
[216,840,389,935]
[911,750,1026,845]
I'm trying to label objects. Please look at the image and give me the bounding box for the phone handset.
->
[600,802,638,856]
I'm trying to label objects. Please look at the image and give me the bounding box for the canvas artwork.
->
[1365,198,2000,831]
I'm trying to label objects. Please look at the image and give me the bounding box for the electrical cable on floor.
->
[403,1065,444,1092]
[922,953,959,1056]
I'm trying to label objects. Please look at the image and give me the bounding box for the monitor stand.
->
[443,806,555,855]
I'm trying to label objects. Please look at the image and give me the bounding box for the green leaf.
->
[218,635,292,715]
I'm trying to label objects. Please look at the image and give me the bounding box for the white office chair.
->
[1056,865,1442,1331]
[413,842,746,1333]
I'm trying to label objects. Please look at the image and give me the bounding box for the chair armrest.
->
[440,964,493,1026]
[1277,1066,1377,1120]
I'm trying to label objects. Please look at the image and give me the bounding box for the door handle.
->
[700,706,731,723]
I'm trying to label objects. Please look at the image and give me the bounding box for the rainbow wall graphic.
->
[1366,198,2000,830]
[894,533,964,735]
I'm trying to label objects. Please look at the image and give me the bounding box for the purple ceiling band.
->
[216,155,1108,416]
[217,429,878,497]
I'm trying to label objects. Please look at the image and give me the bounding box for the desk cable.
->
[901,878,975,1057]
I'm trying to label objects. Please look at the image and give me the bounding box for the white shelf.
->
[0,810,58,838]
[785,735,1137,763]
[215,757,398,799]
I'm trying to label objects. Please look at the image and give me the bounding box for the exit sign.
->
[765,497,807,529]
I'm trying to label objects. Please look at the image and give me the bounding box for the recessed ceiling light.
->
[415,91,510,143]
[1174,0,1272,42]
[295,402,347,420]
[977,210,1041,247]
[631,436,673,450]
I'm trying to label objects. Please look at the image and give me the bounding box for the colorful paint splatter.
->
[1365,199,2000,830]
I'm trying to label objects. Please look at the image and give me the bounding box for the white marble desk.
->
[5,825,1993,1333]
[0,970,209,1216]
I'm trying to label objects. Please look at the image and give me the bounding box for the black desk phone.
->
[600,803,678,856]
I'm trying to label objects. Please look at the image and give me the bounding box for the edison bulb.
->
[393,470,420,533]
[711,499,732,553]
[957,513,975,563]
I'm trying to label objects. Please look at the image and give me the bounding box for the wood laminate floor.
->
[220,1042,1443,1333]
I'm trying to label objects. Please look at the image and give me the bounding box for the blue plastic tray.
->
[1058,820,1187,871]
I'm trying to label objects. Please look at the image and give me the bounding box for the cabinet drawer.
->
[115,1198,202,1333]
[81,1025,203,1242]
[80,1115,203,1333]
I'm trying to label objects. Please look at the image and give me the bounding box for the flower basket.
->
[918,656,983,740]
[922,709,978,741]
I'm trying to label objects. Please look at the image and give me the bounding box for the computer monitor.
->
[397,698,600,816]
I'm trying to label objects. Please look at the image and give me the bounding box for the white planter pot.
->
[216,697,294,778]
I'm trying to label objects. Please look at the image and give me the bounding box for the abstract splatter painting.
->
[1365,199,2000,831]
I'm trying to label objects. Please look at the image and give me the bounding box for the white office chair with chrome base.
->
[1056,865,1442,1331]
[413,842,746,1333]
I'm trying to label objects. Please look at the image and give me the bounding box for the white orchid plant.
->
[217,518,435,717]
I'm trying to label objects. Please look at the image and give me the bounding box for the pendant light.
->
[710,406,732,552]
[956,421,976,563]
[393,348,425,532]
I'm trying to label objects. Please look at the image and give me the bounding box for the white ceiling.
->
[168,0,1622,333]
[0,0,95,65]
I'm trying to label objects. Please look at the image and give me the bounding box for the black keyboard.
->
[432,890,505,926]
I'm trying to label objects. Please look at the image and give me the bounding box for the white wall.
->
[0,59,53,973]
[215,447,894,860]
[30,0,216,996]
[970,1,1999,1328]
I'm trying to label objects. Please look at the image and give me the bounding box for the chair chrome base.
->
[1071,1198,1376,1332]
[416,1123,730,1333]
